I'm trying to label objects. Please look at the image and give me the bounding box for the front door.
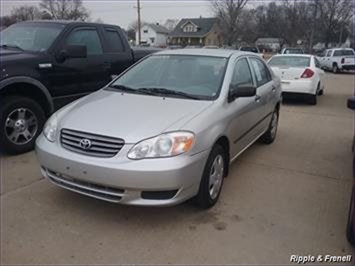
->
[49,26,110,98]
[227,57,261,158]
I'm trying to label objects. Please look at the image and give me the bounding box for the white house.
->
[136,23,170,47]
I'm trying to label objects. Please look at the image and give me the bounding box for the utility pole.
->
[137,0,141,45]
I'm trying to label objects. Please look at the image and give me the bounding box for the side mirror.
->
[347,97,355,110]
[56,45,87,62]
[228,84,257,103]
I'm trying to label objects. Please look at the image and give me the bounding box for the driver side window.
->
[231,58,254,88]
[65,28,103,55]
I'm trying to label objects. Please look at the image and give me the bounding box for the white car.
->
[318,48,355,73]
[268,54,325,105]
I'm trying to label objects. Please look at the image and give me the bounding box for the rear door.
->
[100,26,134,79]
[249,57,275,122]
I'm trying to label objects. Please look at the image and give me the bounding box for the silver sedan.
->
[36,49,282,208]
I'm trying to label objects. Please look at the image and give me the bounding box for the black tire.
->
[308,94,317,105]
[196,144,226,209]
[346,189,354,245]
[332,64,339,74]
[318,89,324,96]
[0,96,45,155]
[260,109,279,144]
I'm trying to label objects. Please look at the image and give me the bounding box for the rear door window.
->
[104,28,125,52]
[249,57,271,87]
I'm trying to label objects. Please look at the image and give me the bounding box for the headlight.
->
[127,131,195,159]
[43,114,58,142]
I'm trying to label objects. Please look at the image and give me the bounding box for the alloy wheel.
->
[4,108,38,145]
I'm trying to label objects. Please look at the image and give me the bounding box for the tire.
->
[346,189,354,245]
[260,108,279,144]
[0,96,45,155]
[196,144,226,209]
[332,64,339,74]
[317,83,324,96]
[308,94,317,105]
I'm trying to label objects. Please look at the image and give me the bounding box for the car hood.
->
[0,48,41,66]
[59,90,213,143]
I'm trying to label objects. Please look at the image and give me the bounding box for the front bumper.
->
[280,79,316,95]
[36,134,210,206]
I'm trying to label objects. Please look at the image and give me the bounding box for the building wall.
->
[136,25,168,46]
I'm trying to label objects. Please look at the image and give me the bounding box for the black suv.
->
[0,21,156,154]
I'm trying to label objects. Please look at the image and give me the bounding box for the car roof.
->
[16,20,120,29]
[155,48,253,58]
[272,54,312,58]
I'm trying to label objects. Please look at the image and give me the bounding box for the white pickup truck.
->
[318,48,355,73]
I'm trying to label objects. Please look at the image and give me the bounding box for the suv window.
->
[105,28,124,52]
[66,28,103,55]
[231,58,253,87]
[333,50,354,56]
[249,57,271,87]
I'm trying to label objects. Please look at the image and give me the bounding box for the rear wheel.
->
[308,94,317,105]
[196,144,226,209]
[0,96,45,154]
[260,108,279,144]
[332,64,339,74]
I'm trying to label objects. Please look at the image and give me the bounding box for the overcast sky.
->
[1,0,214,29]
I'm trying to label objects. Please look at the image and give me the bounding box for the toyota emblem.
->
[79,138,92,150]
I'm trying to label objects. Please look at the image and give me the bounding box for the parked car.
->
[318,48,355,73]
[268,54,325,105]
[239,46,264,58]
[347,97,354,245]
[280,48,305,54]
[36,49,282,208]
[0,21,157,154]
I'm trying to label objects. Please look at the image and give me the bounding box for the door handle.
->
[255,95,261,103]
[272,86,276,93]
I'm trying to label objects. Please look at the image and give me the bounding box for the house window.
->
[183,24,196,32]
[143,29,148,33]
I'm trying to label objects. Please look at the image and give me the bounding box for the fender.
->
[0,76,54,113]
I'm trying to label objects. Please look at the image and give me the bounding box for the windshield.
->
[240,47,258,53]
[0,23,64,52]
[269,56,310,67]
[109,55,228,100]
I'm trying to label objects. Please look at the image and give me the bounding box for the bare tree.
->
[210,0,249,46]
[10,5,42,21]
[40,0,90,21]
[319,0,354,47]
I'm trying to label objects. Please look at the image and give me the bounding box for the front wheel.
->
[0,96,46,155]
[260,109,279,144]
[332,64,339,74]
[196,144,226,209]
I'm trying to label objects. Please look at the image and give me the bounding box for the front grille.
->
[60,129,124,158]
[46,169,124,203]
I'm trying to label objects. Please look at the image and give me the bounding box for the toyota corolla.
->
[36,49,282,208]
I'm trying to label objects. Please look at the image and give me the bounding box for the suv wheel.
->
[332,64,339,74]
[0,96,45,155]
[196,144,226,209]
[260,109,279,144]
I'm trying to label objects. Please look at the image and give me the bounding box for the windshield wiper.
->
[138,87,200,100]
[0,44,24,51]
[108,84,156,95]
